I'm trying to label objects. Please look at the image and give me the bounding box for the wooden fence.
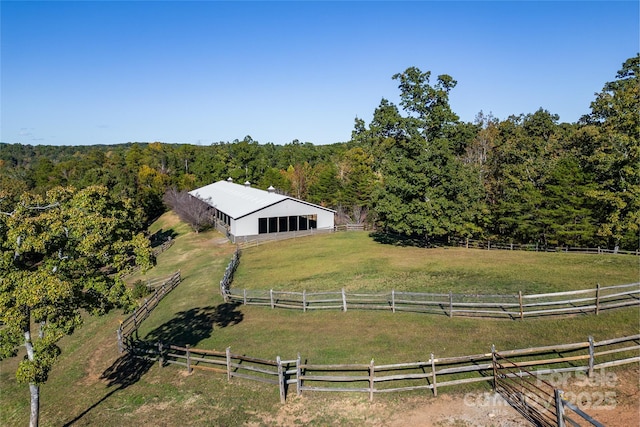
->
[117,271,181,352]
[234,228,335,249]
[127,334,639,407]
[494,350,561,426]
[121,239,176,278]
[224,282,640,319]
[220,250,240,302]
[454,238,639,256]
[492,336,632,427]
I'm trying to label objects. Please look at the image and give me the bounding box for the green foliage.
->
[131,280,151,299]
[487,109,564,243]
[0,186,153,387]
[0,56,638,250]
[1,216,638,426]
[355,67,487,241]
[580,54,639,248]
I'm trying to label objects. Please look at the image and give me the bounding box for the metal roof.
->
[189,180,335,220]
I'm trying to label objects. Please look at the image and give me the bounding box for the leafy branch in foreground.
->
[0,185,154,427]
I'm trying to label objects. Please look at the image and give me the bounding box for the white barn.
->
[189,179,335,243]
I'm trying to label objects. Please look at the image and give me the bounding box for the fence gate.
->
[493,351,561,426]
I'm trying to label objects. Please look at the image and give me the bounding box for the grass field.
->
[234,232,637,294]
[1,212,638,426]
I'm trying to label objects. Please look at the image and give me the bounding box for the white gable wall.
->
[189,180,335,242]
[234,199,334,237]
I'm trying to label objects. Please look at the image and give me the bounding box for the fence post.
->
[277,356,286,404]
[369,359,375,401]
[342,288,347,312]
[555,389,565,427]
[186,344,192,373]
[226,347,232,382]
[588,336,595,378]
[518,291,524,320]
[158,342,164,367]
[270,289,274,309]
[595,283,601,315]
[448,291,453,318]
[465,237,469,249]
[296,353,302,397]
[431,353,437,397]
[303,290,307,312]
[243,289,247,305]
[117,326,123,353]
[491,345,497,391]
[391,290,396,313]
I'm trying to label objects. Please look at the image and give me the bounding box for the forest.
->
[1,55,638,250]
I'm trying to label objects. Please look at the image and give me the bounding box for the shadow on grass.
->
[149,228,178,248]
[144,302,243,346]
[63,303,242,426]
[62,354,154,426]
[369,231,458,248]
[370,231,429,247]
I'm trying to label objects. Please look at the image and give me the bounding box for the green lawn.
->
[1,215,638,426]
[233,232,638,294]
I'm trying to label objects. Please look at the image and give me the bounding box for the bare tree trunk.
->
[29,383,39,427]
[24,315,40,427]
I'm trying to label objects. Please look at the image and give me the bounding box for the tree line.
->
[0,54,637,426]
[1,54,637,250]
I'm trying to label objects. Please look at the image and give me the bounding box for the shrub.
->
[132,280,151,299]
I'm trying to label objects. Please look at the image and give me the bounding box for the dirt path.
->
[256,368,639,426]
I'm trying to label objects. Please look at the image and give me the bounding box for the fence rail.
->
[234,228,335,248]
[220,250,240,302]
[454,238,639,256]
[121,239,176,278]
[117,271,181,352]
[126,334,640,409]
[224,282,640,319]
[494,350,560,426]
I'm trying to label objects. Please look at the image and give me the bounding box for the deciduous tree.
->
[0,186,153,427]
[354,67,486,242]
[580,54,639,248]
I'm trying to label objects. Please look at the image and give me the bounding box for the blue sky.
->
[1,1,638,146]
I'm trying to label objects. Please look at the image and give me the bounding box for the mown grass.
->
[234,232,638,294]
[1,216,638,426]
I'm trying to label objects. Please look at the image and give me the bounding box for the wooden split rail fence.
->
[456,238,640,256]
[219,250,240,301]
[128,334,639,407]
[121,239,176,278]
[224,282,640,319]
[117,271,181,352]
[493,341,620,427]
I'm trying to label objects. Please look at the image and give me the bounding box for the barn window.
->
[288,216,298,231]
[258,214,319,234]
[308,215,317,229]
[268,217,278,233]
[258,218,268,234]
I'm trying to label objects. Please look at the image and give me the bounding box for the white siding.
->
[236,199,334,237]
[189,180,335,240]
